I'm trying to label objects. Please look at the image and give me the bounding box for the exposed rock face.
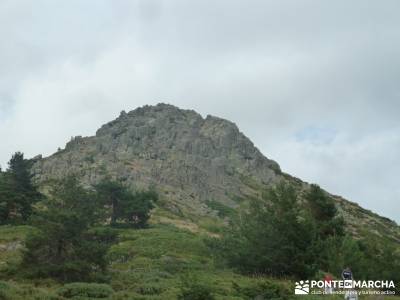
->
[32,104,280,214]
[31,103,400,241]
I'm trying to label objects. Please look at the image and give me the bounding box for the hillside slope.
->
[30,103,400,242]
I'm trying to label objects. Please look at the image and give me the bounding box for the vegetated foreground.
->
[1,223,398,300]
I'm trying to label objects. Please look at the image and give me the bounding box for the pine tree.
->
[95,179,157,228]
[305,184,344,238]
[120,189,158,228]
[94,179,126,225]
[217,183,317,278]
[21,176,116,282]
[0,170,13,222]
[0,152,41,223]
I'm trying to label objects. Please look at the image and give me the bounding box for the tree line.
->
[0,152,158,282]
[208,183,400,293]
[1,152,398,292]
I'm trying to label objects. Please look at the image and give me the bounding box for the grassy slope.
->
[0,223,398,300]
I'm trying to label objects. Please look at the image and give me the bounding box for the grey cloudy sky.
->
[1,0,399,222]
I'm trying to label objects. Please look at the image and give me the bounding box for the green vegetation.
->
[0,152,42,224]
[0,280,59,300]
[306,184,345,238]
[95,179,158,228]
[1,222,400,299]
[0,224,297,299]
[210,183,319,277]
[178,274,215,300]
[57,283,114,298]
[0,151,399,299]
[209,183,400,293]
[20,177,117,282]
[232,279,292,300]
[205,200,236,218]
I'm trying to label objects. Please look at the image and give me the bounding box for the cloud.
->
[0,0,399,222]
[264,128,400,222]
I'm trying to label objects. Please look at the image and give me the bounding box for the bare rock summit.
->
[32,103,281,215]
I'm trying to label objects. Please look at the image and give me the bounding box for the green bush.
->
[0,281,59,300]
[134,282,165,295]
[178,275,215,300]
[0,281,11,300]
[160,255,189,274]
[57,282,114,298]
[205,200,236,218]
[232,280,293,300]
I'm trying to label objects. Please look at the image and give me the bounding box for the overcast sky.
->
[1,0,399,222]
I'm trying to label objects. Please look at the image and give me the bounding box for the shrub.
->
[178,275,215,300]
[0,281,59,300]
[205,200,236,218]
[134,282,165,295]
[0,281,11,300]
[57,282,114,299]
[232,280,293,300]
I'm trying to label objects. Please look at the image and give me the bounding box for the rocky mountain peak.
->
[30,104,400,240]
[32,104,280,215]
